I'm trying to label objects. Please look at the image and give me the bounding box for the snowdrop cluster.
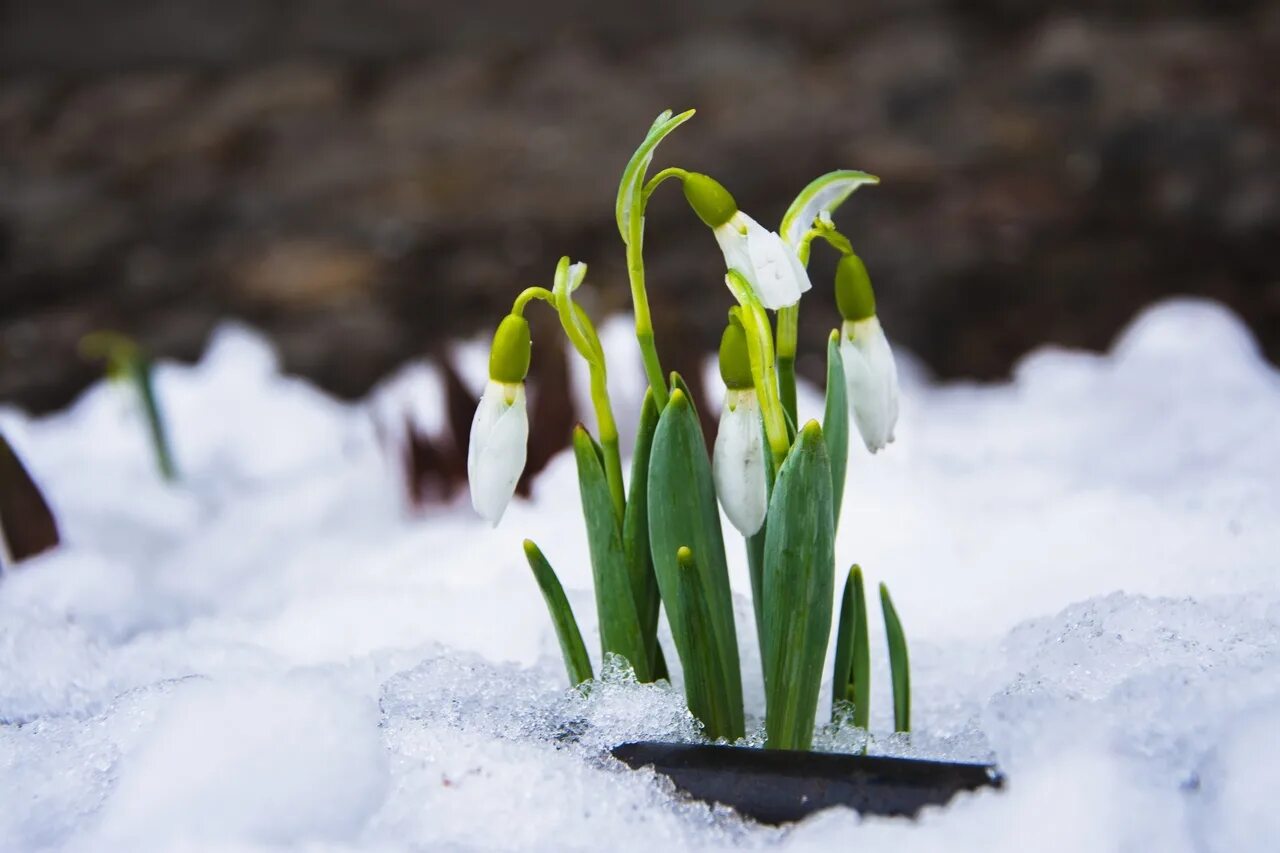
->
[468,110,910,751]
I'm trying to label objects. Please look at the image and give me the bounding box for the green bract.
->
[483,110,914,752]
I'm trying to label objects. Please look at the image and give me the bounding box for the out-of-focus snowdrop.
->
[683,172,812,310]
[468,314,531,525]
[836,253,899,453]
[712,322,768,536]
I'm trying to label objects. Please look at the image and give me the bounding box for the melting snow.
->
[1,300,1278,851]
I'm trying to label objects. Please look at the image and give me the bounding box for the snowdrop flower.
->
[712,322,768,536]
[468,314,532,525]
[836,253,899,453]
[684,173,812,310]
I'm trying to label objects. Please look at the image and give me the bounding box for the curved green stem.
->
[512,286,556,315]
[553,259,627,522]
[627,216,668,410]
[642,167,689,206]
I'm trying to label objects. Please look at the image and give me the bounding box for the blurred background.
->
[2,0,1277,414]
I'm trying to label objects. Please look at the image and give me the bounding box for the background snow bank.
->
[1,299,1277,851]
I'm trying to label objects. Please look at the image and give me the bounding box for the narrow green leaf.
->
[881,582,911,733]
[762,421,836,750]
[779,170,879,249]
[622,388,663,675]
[831,565,870,726]
[615,109,696,243]
[648,383,744,740]
[130,358,178,482]
[822,331,848,525]
[573,426,651,682]
[745,417,775,677]
[523,540,593,687]
[674,545,722,736]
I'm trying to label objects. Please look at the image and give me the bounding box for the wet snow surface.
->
[1,299,1278,851]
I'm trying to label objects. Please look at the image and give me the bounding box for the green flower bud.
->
[718,321,754,390]
[488,314,532,384]
[835,253,876,322]
[683,172,738,229]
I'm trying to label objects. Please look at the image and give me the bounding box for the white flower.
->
[467,380,529,525]
[841,316,900,453]
[714,211,812,310]
[713,389,768,536]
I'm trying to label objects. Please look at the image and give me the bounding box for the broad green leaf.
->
[523,540,593,687]
[622,388,663,676]
[831,565,870,728]
[616,109,696,244]
[822,331,849,524]
[648,383,744,740]
[762,421,835,750]
[573,426,651,681]
[881,582,911,732]
[779,170,879,249]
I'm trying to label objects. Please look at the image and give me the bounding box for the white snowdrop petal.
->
[842,317,900,453]
[713,392,768,536]
[467,381,528,525]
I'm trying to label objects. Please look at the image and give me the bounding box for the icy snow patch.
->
[0,299,1278,850]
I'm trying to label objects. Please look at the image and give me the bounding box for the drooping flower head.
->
[683,173,812,311]
[468,313,532,525]
[836,253,899,453]
[712,320,768,536]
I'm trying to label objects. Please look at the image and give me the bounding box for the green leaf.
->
[648,383,744,740]
[832,565,870,727]
[573,426,651,682]
[822,331,849,525]
[744,417,775,676]
[762,421,835,750]
[622,388,663,676]
[779,170,879,249]
[881,582,911,733]
[674,545,721,734]
[523,540,593,687]
[616,109,696,244]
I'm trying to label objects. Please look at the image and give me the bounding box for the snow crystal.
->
[0,298,1278,850]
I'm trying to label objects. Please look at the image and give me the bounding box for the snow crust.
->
[1,300,1278,851]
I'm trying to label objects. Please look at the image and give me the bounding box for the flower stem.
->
[642,167,689,205]
[627,214,669,410]
[726,272,790,468]
[553,261,627,522]
[775,305,799,427]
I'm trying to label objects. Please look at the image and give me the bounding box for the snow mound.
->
[0,298,1278,850]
